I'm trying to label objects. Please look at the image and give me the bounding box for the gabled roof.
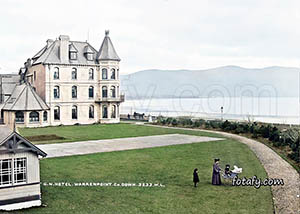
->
[2,83,49,111]
[0,126,47,157]
[84,45,94,54]
[97,31,121,61]
[69,43,78,52]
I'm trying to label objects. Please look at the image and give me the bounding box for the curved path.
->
[145,124,300,214]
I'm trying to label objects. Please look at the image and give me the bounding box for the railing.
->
[96,94,125,102]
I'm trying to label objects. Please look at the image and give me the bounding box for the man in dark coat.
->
[212,158,222,185]
[193,168,199,187]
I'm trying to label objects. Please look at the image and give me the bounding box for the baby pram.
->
[222,164,242,179]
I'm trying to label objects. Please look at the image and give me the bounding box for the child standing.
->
[193,168,199,187]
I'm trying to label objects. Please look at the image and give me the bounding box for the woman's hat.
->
[214,158,220,162]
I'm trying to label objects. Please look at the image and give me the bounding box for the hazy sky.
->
[0,0,299,74]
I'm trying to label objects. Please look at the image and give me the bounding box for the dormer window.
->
[70,52,77,60]
[84,45,94,61]
[69,43,78,60]
[87,53,94,61]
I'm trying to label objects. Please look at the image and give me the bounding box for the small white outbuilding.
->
[0,125,47,211]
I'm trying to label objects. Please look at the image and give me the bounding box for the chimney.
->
[46,39,54,48]
[59,35,70,63]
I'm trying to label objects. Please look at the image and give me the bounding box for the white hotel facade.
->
[0,31,124,128]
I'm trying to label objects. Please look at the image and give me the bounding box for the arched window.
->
[54,67,59,80]
[54,86,60,99]
[29,111,39,122]
[43,111,48,122]
[15,111,24,123]
[89,68,94,80]
[111,105,116,118]
[102,68,107,80]
[72,105,78,119]
[102,105,108,118]
[72,68,77,80]
[89,105,94,119]
[89,86,94,98]
[102,86,107,98]
[111,68,116,79]
[54,106,60,120]
[110,86,116,98]
[72,86,77,98]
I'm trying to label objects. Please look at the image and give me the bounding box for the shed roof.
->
[0,74,20,96]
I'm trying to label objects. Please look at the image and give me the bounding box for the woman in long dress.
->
[212,158,222,185]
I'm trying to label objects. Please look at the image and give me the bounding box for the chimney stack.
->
[59,35,70,63]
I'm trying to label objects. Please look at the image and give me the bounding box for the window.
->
[15,111,24,123]
[89,86,94,98]
[102,86,107,98]
[89,68,94,80]
[54,86,60,99]
[54,106,60,120]
[111,68,116,79]
[72,68,77,80]
[72,86,77,99]
[87,53,94,61]
[70,52,77,60]
[54,67,59,80]
[111,105,116,118]
[14,158,26,184]
[72,105,78,119]
[102,105,108,118]
[43,111,47,122]
[102,68,107,80]
[0,159,12,186]
[29,111,39,122]
[89,105,94,119]
[110,86,116,98]
[34,71,36,81]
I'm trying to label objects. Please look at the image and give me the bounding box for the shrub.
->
[221,120,231,130]
[288,137,300,163]
[171,118,178,126]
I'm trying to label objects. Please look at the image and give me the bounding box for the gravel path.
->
[37,134,222,158]
[145,125,300,214]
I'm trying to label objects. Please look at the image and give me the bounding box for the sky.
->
[0,0,300,74]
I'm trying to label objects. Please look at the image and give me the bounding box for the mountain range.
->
[120,66,299,99]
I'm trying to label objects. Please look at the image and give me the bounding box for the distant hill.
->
[120,66,299,99]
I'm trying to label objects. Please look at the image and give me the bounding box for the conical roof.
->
[97,30,120,61]
[3,83,49,111]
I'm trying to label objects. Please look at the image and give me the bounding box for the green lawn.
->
[19,123,221,144]
[15,139,273,214]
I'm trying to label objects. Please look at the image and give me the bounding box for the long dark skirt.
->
[212,171,221,185]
